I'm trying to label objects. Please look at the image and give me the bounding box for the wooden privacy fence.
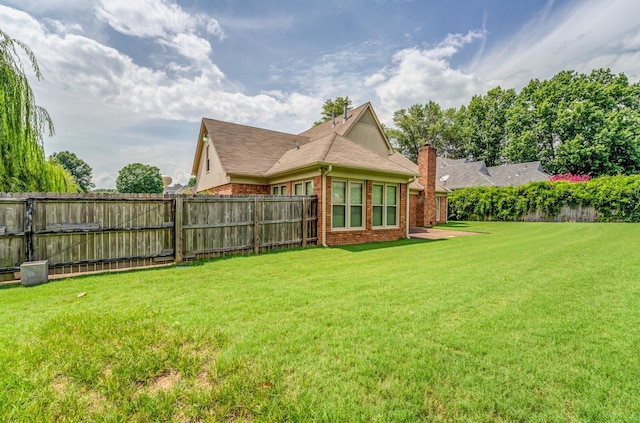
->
[0,193,318,282]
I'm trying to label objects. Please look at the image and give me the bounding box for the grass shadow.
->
[335,237,443,253]
[437,221,471,229]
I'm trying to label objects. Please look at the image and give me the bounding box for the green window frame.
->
[272,184,287,195]
[294,180,314,195]
[372,183,399,227]
[332,180,363,229]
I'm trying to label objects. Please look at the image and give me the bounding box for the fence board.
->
[521,205,601,222]
[0,194,317,281]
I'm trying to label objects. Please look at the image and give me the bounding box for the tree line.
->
[384,68,640,177]
[6,24,640,194]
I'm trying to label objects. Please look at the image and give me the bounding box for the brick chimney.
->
[417,143,437,226]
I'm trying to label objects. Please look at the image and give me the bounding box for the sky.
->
[2,0,640,188]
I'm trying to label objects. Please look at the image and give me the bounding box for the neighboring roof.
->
[436,157,549,189]
[164,183,190,194]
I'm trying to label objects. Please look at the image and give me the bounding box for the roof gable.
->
[299,102,393,154]
[266,134,417,177]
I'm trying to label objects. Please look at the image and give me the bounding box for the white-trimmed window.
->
[332,180,363,229]
[372,184,399,227]
[205,145,210,172]
[272,184,287,195]
[294,180,314,195]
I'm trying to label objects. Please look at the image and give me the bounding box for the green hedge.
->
[448,175,640,222]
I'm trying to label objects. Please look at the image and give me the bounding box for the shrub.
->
[448,175,640,222]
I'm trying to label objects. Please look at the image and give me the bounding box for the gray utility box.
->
[20,260,49,287]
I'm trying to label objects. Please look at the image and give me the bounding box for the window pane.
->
[294,183,303,195]
[372,185,383,205]
[350,205,362,227]
[305,181,313,195]
[350,182,363,205]
[273,186,279,195]
[332,205,345,228]
[372,205,383,226]
[387,185,397,205]
[281,186,287,195]
[386,206,397,226]
[332,181,346,204]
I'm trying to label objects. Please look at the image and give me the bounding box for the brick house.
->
[191,102,447,246]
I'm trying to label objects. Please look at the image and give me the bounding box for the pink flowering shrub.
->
[549,173,590,182]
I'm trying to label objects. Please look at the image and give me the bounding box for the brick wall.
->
[324,177,407,246]
[436,195,448,224]
[409,194,422,227]
[417,144,437,227]
[203,175,412,246]
[205,183,270,195]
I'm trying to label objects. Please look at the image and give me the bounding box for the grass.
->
[1,222,640,421]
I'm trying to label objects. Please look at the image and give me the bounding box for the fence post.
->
[25,198,35,262]
[254,197,260,254]
[302,197,308,247]
[174,196,183,263]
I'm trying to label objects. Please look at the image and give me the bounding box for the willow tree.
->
[0,29,76,192]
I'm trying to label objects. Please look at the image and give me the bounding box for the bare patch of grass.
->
[147,370,181,394]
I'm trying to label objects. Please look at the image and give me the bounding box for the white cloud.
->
[95,0,195,39]
[159,32,212,64]
[95,0,225,42]
[370,31,487,120]
[366,0,640,125]
[472,0,640,88]
[42,18,84,35]
[0,4,318,187]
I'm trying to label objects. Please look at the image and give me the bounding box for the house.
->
[164,183,191,194]
[191,102,447,246]
[436,157,549,190]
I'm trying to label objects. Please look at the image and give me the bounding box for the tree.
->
[188,177,196,187]
[461,86,516,166]
[313,96,352,126]
[50,151,94,192]
[0,29,76,192]
[116,163,164,194]
[505,68,640,176]
[385,101,463,163]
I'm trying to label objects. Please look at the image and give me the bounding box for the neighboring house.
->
[164,183,191,194]
[436,157,549,190]
[191,102,446,246]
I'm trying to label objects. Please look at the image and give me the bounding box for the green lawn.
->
[1,222,639,422]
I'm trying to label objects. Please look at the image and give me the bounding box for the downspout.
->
[321,165,333,247]
[406,177,415,238]
[445,193,449,223]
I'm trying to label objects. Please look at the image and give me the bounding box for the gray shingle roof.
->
[197,102,419,180]
[436,158,549,189]
[202,118,311,176]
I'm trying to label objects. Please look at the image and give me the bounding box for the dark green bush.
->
[448,175,640,222]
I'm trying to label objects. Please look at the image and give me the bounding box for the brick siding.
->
[324,177,407,246]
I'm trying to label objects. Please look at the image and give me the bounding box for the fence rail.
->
[0,193,317,282]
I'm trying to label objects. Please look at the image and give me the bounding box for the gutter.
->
[321,165,332,247]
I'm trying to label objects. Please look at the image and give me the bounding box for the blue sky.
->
[1,0,639,188]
